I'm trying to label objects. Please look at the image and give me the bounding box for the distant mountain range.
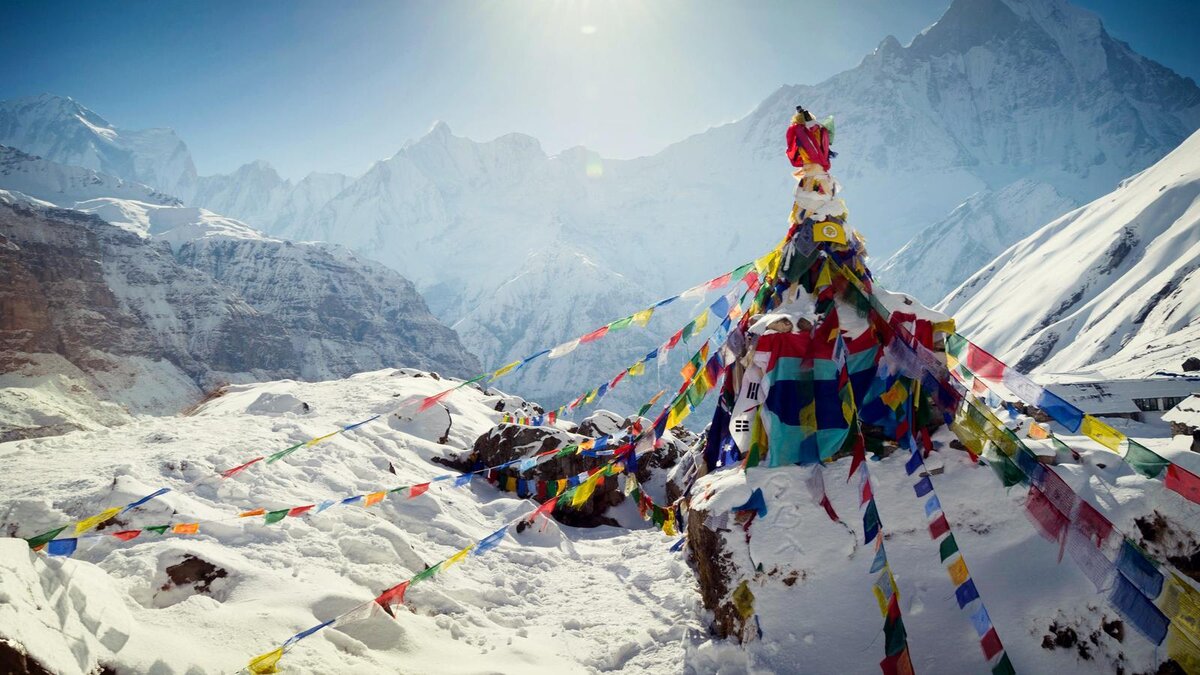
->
[2,0,1198,408]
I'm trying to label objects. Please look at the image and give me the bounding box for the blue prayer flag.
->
[905,449,923,475]
[955,579,980,608]
[47,538,78,557]
[914,476,933,498]
[969,605,993,638]
[924,495,942,518]
[731,488,768,518]
[473,527,508,556]
[1116,540,1164,599]
[1111,573,1169,644]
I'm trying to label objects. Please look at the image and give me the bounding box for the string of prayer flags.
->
[903,416,1012,672]
[854,463,914,675]
[26,414,385,552]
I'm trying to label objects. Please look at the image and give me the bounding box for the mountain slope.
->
[0,144,180,208]
[938,128,1200,377]
[191,160,350,234]
[876,180,1078,304]
[0,94,197,199]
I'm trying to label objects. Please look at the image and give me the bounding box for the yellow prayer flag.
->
[628,361,646,377]
[248,647,284,674]
[1081,415,1125,452]
[489,360,522,381]
[173,523,199,535]
[754,248,781,277]
[571,474,600,507]
[692,310,709,333]
[933,319,956,335]
[815,259,833,289]
[662,512,678,537]
[632,308,654,327]
[306,431,338,447]
[75,507,121,535]
[947,556,970,586]
[443,545,474,570]
[557,479,568,494]
[363,491,386,507]
[505,476,517,492]
[813,221,847,245]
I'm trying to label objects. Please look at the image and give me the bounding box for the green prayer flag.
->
[607,316,634,332]
[1125,440,1169,478]
[267,441,305,464]
[26,526,68,549]
[730,261,754,279]
[946,333,968,361]
[939,534,959,562]
[984,445,1025,488]
[556,444,577,458]
[991,653,1015,675]
[411,562,442,586]
[265,509,288,524]
[680,320,696,343]
[884,616,908,657]
[145,525,169,535]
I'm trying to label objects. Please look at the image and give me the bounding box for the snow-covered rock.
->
[939,128,1200,378]
[191,160,350,234]
[0,190,480,439]
[0,144,180,208]
[0,94,198,200]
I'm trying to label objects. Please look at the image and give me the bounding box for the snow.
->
[0,370,698,673]
[940,128,1200,378]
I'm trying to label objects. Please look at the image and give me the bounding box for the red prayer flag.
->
[929,513,950,540]
[418,388,454,412]
[375,581,409,617]
[860,478,874,506]
[705,272,733,291]
[664,329,684,351]
[579,325,609,344]
[819,495,840,523]
[609,370,626,389]
[1166,464,1200,505]
[881,648,914,675]
[112,530,141,541]
[886,593,901,622]
[408,483,430,499]
[221,456,264,479]
[981,627,1003,660]
[287,505,314,517]
[964,341,1006,381]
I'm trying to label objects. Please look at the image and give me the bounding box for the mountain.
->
[1,169,480,439]
[938,128,1200,377]
[191,160,350,234]
[5,0,1198,408]
[0,94,197,199]
[875,180,1078,304]
[0,144,181,207]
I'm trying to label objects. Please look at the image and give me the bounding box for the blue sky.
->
[2,0,1196,179]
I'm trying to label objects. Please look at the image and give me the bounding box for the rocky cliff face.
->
[0,192,480,439]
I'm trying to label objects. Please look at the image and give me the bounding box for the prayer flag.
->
[375,581,409,617]
[947,556,970,586]
[608,316,634,332]
[489,360,522,381]
[75,507,121,534]
[123,487,171,511]
[173,523,199,535]
[474,527,508,556]
[364,491,386,507]
[632,308,654,327]
[287,505,314,518]
[1166,463,1200,505]
[924,495,942,518]
[112,530,141,541]
[444,545,473,569]
[939,534,959,562]
[265,510,288,524]
[408,483,430,499]
[955,579,980,608]
[1117,540,1164,598]
[580,325,609,344]
[47,538,78,556]
[981,628,1003,660]
[1080,415,1125,452]
[914,476,933,498]
[247,648,284,674]
[548,339,580,359]
[1125,440,1169,478]
[240,508,266,518]
[970,605,993,637]
[929,513,950,540]
[25,526,68,550]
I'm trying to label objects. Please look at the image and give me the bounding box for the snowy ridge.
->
[0,144,181,208]
[939,128,1200,377]
[0,370,699,673]
[876,180,1078,304]
[0,94,197,200]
